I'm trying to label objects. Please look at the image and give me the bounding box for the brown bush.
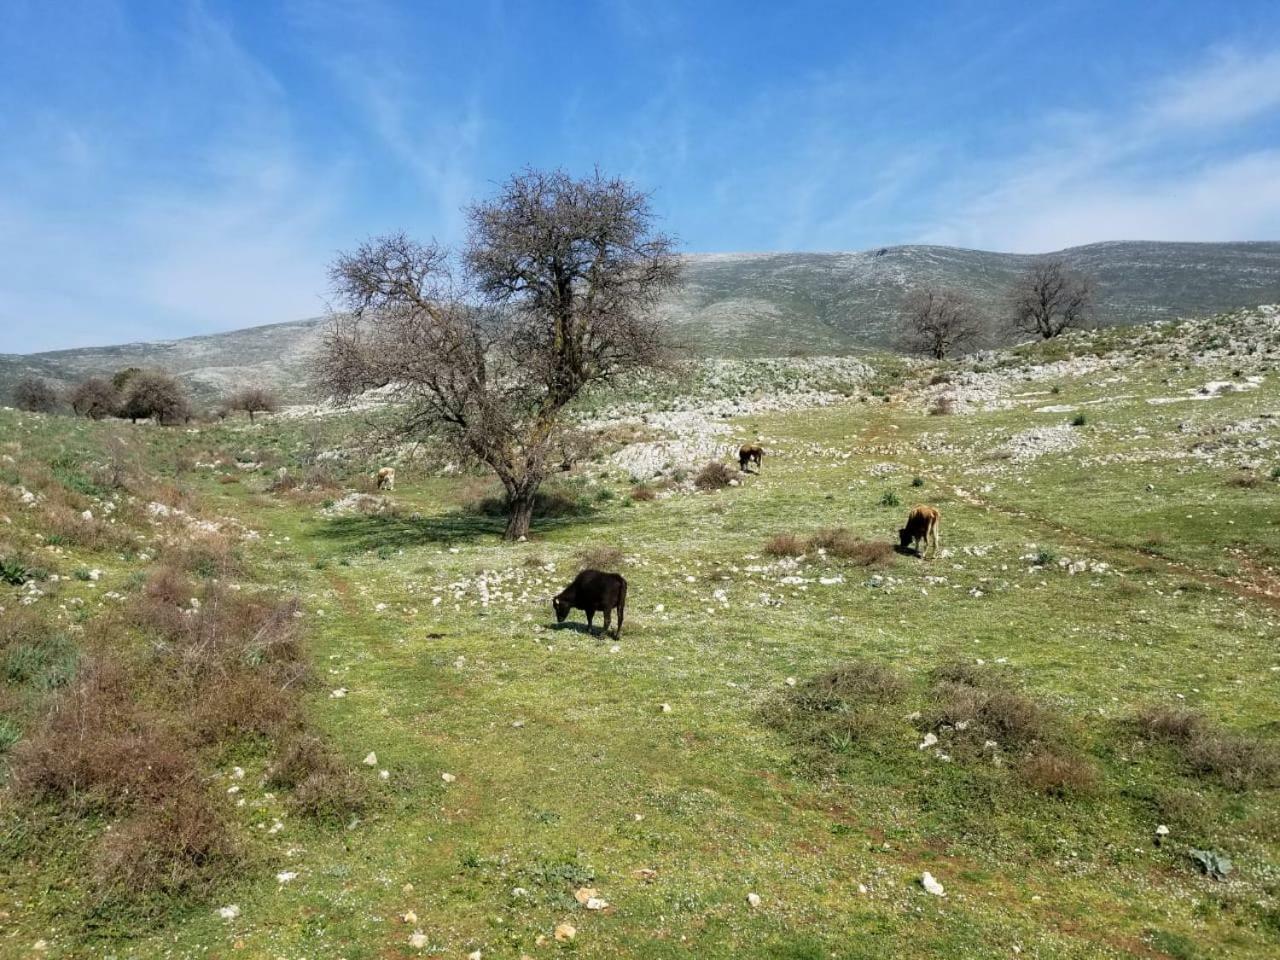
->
[801,661,906,706]
[1184,731,1280,790]
[268,735,367,823]
[764,532,806,557]
[42,505,138,553]
[1135,705,1204,743]
[809,528,894,566]
[694,461,736,491]
[160,535,244,580]
[928,395,956,416]
[926,664,1051,749]
[576,544,624,570]
[12,661,190,812]
[1019,750,1098,797]
[93,783,240,902]
[1228,471,1261,489]
[629,483,656,502]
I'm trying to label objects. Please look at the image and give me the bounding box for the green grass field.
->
[2,312,1279,959]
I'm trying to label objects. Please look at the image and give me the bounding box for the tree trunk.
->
[504,490,536,541]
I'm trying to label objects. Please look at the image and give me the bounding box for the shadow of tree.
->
[310,503,600,553]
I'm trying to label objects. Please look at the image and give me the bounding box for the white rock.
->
[918,732,938,750]
[363,752,378,766]
[659,702,672,714]
[217,904,241,920]
[408,931,429,949]
[276,871,297,884]
[747,892,762,908]
[921,872,945,896]
[379,769,390,781]
[441,772,457,783]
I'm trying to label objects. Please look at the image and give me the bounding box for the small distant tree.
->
[900,287,984,359]
[320,168,680,540]
[1007,259,1094,339]
[119,371,191,425]
[226,386,279,422]
[69,377,119,419]
[12,376,59,413]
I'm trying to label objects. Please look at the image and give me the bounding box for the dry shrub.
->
[1228,471,1261,489]
[576,544,624,570]
[93,783,240,903]
[694,461,735,491]
[926,663,1051,749]
[1135,705,1204,743]
[929,395,956,416]
[217,474,239,485]
[268,735,367,823]
[809,528,894,566]
[12,661,190,812]
[1019,750,1098,797]
[1184,732,1280,790]
[764,532,806,557]
[42,505,138,553]
[1134,705,1278,790]
[190,671,301,743]
[160,534,244,580]
[629,483,656,502]
[800,662,906,707]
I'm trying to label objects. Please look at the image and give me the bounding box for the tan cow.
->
[738,444,764,472]
[899,504,940,558]
[375,467,396,491]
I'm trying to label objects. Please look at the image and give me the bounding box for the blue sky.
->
[3,0,1280,352]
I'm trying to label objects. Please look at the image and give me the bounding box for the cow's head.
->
[552,593,570,623]
[898,526,912,548]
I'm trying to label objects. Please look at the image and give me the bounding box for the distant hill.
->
[3,240,1278,404]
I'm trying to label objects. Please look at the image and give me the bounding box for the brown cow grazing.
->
[738,444,764,472]
[899,504,941,558]
[375,467,396,491]
[553,569,628,639]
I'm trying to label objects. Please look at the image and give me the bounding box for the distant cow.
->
[553,569,628,639]
[375,467,396,491]
[899,504,941,558]
[738,444,764,472]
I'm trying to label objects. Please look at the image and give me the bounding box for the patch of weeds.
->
[267,734,369,824]
[694,461,736,491]
[764,533,806,557]
[0,716,20,752]
[1134,706,1280,790]
[911,475,925,488]
[575,544,624,570]
[629,483,656,502]
[1070,412,1088,426]
[878,490,901,508]
[1034,548,1058,567]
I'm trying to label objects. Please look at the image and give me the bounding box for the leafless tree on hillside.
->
[318,169,681,540]
[899,286,984,359]
[68,377,119,419]
[227,385,279,422]
[1007,258,1094,339]
[12,376,60,413]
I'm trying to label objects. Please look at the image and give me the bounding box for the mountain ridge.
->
[4,240,1279,403]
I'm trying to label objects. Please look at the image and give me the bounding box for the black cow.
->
[552,569,628,639]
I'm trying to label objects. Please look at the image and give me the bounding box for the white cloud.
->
[1148,48,1280,130]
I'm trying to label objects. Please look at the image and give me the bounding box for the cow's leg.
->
[602,607,612,637]
[616,586,626,640]
[586,609,595,633]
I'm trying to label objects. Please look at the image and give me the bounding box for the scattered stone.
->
[921,872,945,896]
[441,772,457,783]
[217,904,241,920]
[747,892,762,908]
[554,922,577,941]
[363,752,377,766]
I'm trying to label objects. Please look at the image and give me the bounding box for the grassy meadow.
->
[1,312,1279,959]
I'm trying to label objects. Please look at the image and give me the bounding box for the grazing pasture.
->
[1,308,1279,958]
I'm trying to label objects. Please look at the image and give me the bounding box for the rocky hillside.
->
[2,240,1278,403]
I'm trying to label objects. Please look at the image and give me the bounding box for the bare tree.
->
[1008,259,1094,339]
[319,169,680,540]
[899,287,984,359]
[119,371,191,425]
[69,377,119,419]
[12,376,60,413]
[227,385,279,422]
